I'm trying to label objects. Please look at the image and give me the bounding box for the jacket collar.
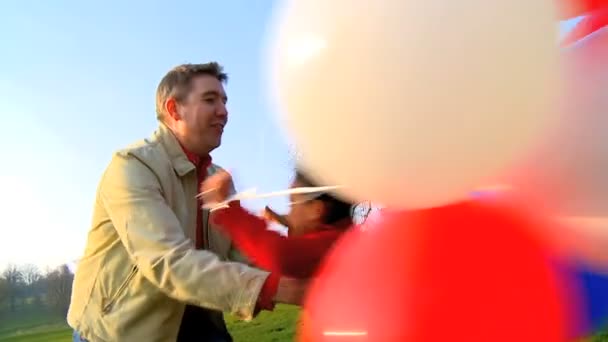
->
[179,142,212,172]
[154,123,199,177]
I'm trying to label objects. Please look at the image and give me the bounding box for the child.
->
[202,169,353,279]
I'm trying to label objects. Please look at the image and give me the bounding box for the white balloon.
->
[502,27,608,217]
[269,0,560,208]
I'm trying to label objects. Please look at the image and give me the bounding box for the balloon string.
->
[199,185,344,211]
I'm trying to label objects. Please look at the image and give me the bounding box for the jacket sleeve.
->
[99,154,269,320]
[212,202,340,278]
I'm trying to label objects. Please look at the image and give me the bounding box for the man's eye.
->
[203,98,215,104]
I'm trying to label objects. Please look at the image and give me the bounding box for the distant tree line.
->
[0,263,73,318]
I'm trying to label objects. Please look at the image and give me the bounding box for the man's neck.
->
[164,124,212,162]
[181,144,212,168]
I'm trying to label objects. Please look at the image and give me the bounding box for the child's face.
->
[286,180,325,236]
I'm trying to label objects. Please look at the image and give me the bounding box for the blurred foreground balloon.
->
[556,0,608,19]
[500,27,608,218]
[299,201,577,341]
[471,190,608,270]
[269,0,560,209]
[472,190,608,336]
[561,7,608,45]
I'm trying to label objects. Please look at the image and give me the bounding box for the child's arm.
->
[211,202,341,278]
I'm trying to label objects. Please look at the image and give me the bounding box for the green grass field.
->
[0,306,69,342]
[0,305,300,342]
[0,305,606,341]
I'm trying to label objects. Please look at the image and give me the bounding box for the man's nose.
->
[216,103,228,117]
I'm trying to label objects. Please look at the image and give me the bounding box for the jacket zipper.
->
[102,265,138,314]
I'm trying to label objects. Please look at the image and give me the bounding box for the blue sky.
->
[0,1,583,270]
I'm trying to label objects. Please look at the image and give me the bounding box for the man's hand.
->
[273,277,309,306]
[200,170,234,204]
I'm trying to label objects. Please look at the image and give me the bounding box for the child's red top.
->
[211,202,349,278]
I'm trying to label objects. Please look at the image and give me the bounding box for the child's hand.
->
[200,170,234,205]
[262,206,291,228]
[261,206,275,221]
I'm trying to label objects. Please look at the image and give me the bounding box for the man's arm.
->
[100,154,271,319]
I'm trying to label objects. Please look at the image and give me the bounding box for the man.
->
[68,62,306,342]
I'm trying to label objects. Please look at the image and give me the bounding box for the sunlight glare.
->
[285,34,327,69]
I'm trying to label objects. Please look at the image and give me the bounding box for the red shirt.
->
[181,149,211,249]
[180,147,278,310]
[211,202,348,279]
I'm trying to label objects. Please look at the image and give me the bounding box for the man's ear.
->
[165,97,181,121]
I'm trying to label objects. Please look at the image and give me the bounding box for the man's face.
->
[173,75,228,155]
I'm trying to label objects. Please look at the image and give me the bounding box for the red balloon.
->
[557,0,608,19]
[562,7,608,46]
[299,201,576,342]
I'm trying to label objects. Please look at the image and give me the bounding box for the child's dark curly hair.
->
[294,169,353,226]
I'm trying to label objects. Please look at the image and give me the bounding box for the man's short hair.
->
[155,62,228,120]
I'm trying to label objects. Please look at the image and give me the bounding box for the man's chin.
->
[207,137,222,152]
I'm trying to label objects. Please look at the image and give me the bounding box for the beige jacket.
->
[67,124,269,341]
